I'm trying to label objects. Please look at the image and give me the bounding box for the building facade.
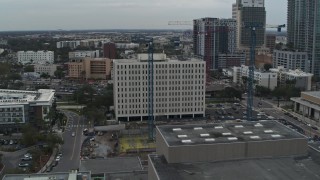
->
[233,65,277,90]
[273,50,309,73]
[218,53,246,69]
[287,0,320,76]
[68,58,112,80]
[17,51,54,65]
[291,91,320,125]
[68,50,100,59]
[103,43,116,59]
[113,55,206,121]
[0,89,55,133]
[270,66,313,91]
[266,34,276,52]
[234,0,266,49]
[34,64,58,76]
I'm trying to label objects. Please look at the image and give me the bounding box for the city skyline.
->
[0,0,286,31]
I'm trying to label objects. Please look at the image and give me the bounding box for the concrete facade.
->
[68,50,100,59]
[155,121,307,164]
[68,57,112,80]
[34,64,58,76]
[113,54,206,121]
[292,92,320,124]
[273,50,309,73]
[233,65,278,90]
[17,51,54,65]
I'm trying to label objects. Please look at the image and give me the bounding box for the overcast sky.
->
[0,0,287,31]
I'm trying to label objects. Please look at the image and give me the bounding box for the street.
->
[51,110,87,172]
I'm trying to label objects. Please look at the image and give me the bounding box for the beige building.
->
[34,64,58,76]
[68,57,112,80]
[291,92,320,124]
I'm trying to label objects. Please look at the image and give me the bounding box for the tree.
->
[54,67,65,79]
[24,65,34,72]
[40,73,50,79]
[264,64,272,71]
[255,85,271,96]
[222,87,242,100]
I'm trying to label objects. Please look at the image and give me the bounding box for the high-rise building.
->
[287,0,320,76]
[234,0,266,49]
[193,18,237,72]
[113,54,206,121]
[266,34,276,53]
[103,42,116,59]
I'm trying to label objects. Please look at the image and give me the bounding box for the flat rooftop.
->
[157,121,305,147]
[302,91,320,98]
[79,157,143,174]
[113,58,203,64]
[0,89,55,105]
[149,149,320,180]
[2,171,91,180]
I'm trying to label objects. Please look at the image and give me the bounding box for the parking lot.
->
[206,103,269,121]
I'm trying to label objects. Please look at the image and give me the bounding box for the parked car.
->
[19,162,30,167]
[21,156,32,161]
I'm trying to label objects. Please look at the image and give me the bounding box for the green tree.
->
[54,67,65,79]
[264,63,272,71]
[255,85,271,96]
[24,65,34,72]
[40,73,50,79]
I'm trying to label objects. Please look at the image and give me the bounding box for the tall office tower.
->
[193,18,237,73]
[103,42,116,59]
[287,0,320,76]
[234,0,266,49]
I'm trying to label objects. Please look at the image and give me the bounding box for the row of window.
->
[117,96,204,104]
[118,108,204,115]
[116,63,204,69]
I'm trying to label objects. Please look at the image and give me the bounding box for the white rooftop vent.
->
[222,132,232,136]
[194,127,203,130]
[205,138,215,142]
[173,128,182,132]
[215,126,223,129]
[264,130,274,134]
[250,136,261,139]
[228,137,238,141]
[243,131,253,135]
[200,133,210,137]
[235,125,244,128]
[254,123,263,127]
[181,139,193,144]
[271,134,282,138]
[177,135,188,138]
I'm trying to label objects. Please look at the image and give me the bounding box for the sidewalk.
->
[38,148,58,173]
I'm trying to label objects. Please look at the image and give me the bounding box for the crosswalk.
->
[65,124,87,132]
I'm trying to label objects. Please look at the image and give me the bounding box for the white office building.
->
[17,51,54,65]
[233,65,277,90]
[113,54,206,121]
[273,50,309,73]
[0,89,55,133]
[34,64,58,76]
[270,66,313,91]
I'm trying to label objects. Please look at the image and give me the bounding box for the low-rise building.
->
[69,50,100,59]
[270,66,313,91]
[17,51,54,65]
[2,171,91,180]
[148,121,310,180]
[291,91,320,125]
[273,50,309,73]
[34,64,58,76]
[68,57,112,80]
[113,54,206,121]
[233,65,278,90]
[0,89,55,133]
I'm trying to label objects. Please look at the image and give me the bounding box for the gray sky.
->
[0,0,287,31]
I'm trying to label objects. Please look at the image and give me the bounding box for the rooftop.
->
[157,121,305,147]
[0,89,55,105]
[113,58,203,64]
[149,148,320,180]
[2,171,91,180]
[302,91,320,99]
[79,157,143,174]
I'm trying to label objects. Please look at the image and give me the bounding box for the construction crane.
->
[147,39,154,140]
[245,23,285,121]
